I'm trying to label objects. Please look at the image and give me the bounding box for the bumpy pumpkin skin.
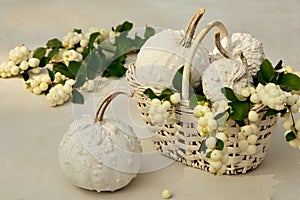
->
[58,117,142,192]
[212,33,265,78]
[135,29,210,89]
[202,58,248,102]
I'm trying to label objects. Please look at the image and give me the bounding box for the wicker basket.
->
[126,63,278,175]
[122,9,279,174]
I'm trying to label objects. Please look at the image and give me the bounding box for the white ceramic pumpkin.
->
[135,8,210,89]
[212,32,265,78]
[58,90,142,192]
[202,31,249,101]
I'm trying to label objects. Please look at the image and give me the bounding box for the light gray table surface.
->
[0,1,300,200]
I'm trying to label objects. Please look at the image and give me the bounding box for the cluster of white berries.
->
[26,74,52,95]
[62,31,89,51]
[149,99,171,126]
[86,27,109,41]
[8,45,30,64]
[245,83,286,110]
[286,94,300,113]
[46,79,75,107]
[53,72,66,83]
[148,93,180,126]
[62,49,83,66]
[80,80,95,92]
[194,103,218,137]
[0,43,42,78]
[282,113,300,149]
[238,123,259,155]
[0,61,20,78]
[205,137,228,175]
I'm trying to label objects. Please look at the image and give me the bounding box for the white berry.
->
[161,189,172,199]
[248,111,259,122]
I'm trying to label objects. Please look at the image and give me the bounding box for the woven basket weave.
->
[126,63,278,175]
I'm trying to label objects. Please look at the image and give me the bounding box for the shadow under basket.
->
[126,63,278,175]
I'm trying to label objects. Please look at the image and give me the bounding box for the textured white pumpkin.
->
[135,9,210,89]
[135,29,210,89]
[58,116,142,192]
[202,58,248,101]
[212,33,265,77]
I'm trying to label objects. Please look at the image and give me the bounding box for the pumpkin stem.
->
[238,51,249,68]
[95,89,133,123]
[182,20,229,100]
[180,8,205,48]
[214,30,230,59]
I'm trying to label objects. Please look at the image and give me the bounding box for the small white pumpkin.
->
[202,31,249,101]
[202,58,248,101]
[135,8,210,89]
[212,32,265,78]
[58,90,142,192]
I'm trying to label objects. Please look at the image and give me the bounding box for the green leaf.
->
[74,73,86,88]
[143,88,158,99]
[286,131,296,142]
[47,47,59,59]
[21,71,29,81]
[32,47,47,60]
[235,120,246,127]
[206,151,212,158]
[46,38,62,48]
[172,66,184,92]
[72,89,84,104]
[88,32,100,50]
[157,89,174,101]
[115,34,132,55]
[68,61,81,76]
[198,141,208,153]
[279,73,300,91]
[144,25,155,39]
[229,101,250,121]
[47,69,55,82]
[221,87,239,102]
[115,21,133,32]
[102,62,126,78]
[133,34,145,48]
[161,88,173,96]
[215,110,230,127]
[53,63,74,79]
[260,59,275,83]
[274,60,283,70]
[189,94,206,109]
[85,51,102,79]
[39,57,51,67]
[73,28,82,34]
[264,109,280,118]
[216,139,224,150]
[257,72,267,85]
[99,40,116,53]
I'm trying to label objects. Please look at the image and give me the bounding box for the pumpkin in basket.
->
[134,8,213,90]
[212,32,265,78]
[58,89,142,192]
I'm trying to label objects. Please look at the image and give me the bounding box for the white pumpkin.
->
[202,31,249,102]
[135,8,210,89]
[212,32,265,78]
[58,90,142,192]
[202,58,248,101]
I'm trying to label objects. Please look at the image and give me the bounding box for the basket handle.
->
[181,20,229,100]
[95,88,133,123]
